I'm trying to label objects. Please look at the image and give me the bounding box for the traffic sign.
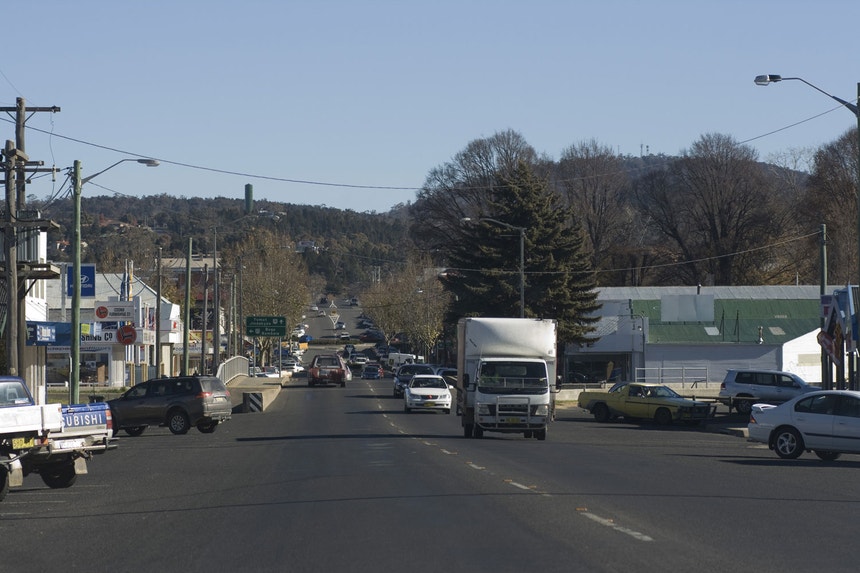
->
[246,315,287,337]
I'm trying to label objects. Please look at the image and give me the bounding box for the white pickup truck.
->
[0,376,115,501]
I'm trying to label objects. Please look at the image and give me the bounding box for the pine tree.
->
[442,161,601,344]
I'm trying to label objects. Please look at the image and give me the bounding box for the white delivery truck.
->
[457,317,558,441]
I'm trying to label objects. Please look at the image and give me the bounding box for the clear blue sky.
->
[3,0,859,214]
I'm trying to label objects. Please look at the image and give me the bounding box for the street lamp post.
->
[70,158,159,404]
[461,217,526,318]
[755,74,860,390]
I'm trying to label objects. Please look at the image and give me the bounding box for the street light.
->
[755,74,860,390]
[461,217,526,318]
[70,158,159,403]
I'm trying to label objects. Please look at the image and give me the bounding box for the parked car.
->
[404,375,453,414]
[108,375,232,436]
[748,390,860,460]
[335,321,346,330]
[298,334,313,343]
[361,363,382,379]
[578,382,715,425]
[393,363,435,398]
[262,366,281,378]
[719,369,816,415]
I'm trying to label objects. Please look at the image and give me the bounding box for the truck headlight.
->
[477,404,490,415]
[533,404,549,417]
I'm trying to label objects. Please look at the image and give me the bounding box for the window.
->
[835,396,860,418]
[795,394,835,415]
[776,375,797,388]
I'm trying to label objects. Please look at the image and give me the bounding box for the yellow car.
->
[577,382,715,425]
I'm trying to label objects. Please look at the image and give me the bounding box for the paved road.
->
[5,377,856,572]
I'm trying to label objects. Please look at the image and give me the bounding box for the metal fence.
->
[217,356,250,385]
[634,366,709,387]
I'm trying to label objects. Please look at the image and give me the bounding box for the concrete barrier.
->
[242,388,281,413]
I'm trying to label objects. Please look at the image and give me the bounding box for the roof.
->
[598,285,822,345]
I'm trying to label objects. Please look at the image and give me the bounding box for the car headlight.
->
[477,404,490,415]
[533,404,549,416]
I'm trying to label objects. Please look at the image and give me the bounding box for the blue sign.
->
[67,264,96,298]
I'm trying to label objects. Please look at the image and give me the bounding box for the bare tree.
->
[632,133,786,285]
[556,139,634,274]
[224,230,310,364]
[802,127,858,285]
[410,129,539,258]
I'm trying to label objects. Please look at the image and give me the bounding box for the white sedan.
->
[748,390,860,460]
[281,360,305,374]
[403,374,453,414]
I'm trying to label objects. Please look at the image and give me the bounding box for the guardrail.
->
[635,366,709,387]
[217,356,250,385]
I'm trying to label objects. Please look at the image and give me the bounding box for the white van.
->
[387,352,417,369]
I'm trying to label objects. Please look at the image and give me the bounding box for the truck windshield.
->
[477,362,548,394]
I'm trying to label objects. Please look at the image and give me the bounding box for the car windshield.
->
[411,377,446,388]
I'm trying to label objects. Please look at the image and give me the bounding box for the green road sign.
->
[246,315,287,337]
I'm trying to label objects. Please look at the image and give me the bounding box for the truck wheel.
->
[340,380,346,387]
[0,463,9,502]
[124,426,146,437]
[535,428,547,441]
[524,431,533,438]
[167,409,190,435]
[592,403,610,423]
[463,423,473,438]
[654,408,673,426]
[474,426,484,439]
[40,462,77,489]
[197,421,218,433]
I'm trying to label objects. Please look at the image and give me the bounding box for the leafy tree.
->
[441,161,600,344]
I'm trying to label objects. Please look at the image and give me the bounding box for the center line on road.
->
[579,510,654,542]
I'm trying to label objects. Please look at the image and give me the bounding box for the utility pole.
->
[1,98,60,385]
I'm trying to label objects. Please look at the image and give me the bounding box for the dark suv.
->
[393,364,435,398]
[108,375,232,436]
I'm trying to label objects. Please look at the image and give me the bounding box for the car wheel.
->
[524,431,533,438]
[654,408,673,426]
[773,426,804,459]
[535,428,547,441]
[167,409,190,435]
[474,426,484,439]
[124,426,146,437]
[734,396,753,415]
[40,462,77,489]
[592,403,610,423]
[404,404,411,413]
[444,408,450,415]
[197,421,218,433]
[814,450,841,461]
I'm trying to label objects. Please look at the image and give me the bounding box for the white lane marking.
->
[580,511,654,542]
[467,462,485,470]
[440,449,456,455]
[507,481,532,491]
